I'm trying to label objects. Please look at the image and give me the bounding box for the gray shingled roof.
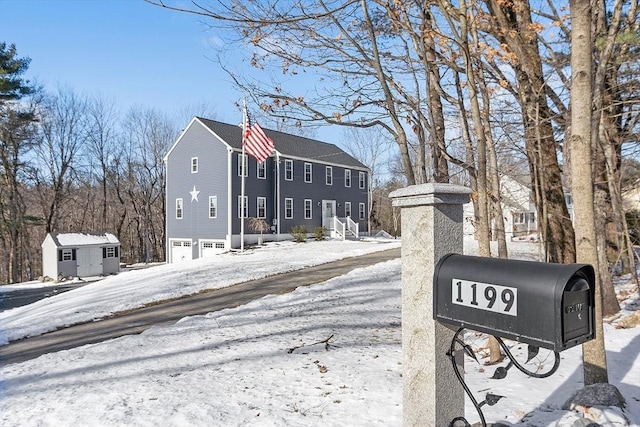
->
[196,117,368,170]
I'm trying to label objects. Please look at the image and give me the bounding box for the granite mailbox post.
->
[390,183,471,427]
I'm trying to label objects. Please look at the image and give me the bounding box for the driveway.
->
[0,247,400,366]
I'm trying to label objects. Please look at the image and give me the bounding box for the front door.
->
[322,200,336,230]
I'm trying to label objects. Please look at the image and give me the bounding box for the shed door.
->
[171,240,193,263]
[77,247,103,277]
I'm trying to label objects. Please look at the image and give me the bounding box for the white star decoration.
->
[190,185,200,202]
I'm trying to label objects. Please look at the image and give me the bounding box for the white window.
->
[103,246,118,258]
[285,159,293,181]
[61,248,74,261]
[257,197,266,218]
[326,166,333,185]
[359,171,366,189]
[209,196,217,218]
[191,157,198,173]
[257,161,266,179]
[359,203,365,220]
[176,198,183,219]
[344,169,351,187]
[345,202,351,218]
[238,153,247,177]
[304,199,312,219]
[238,195,248,218]
[304,163,312,183]
[285,198,294,219]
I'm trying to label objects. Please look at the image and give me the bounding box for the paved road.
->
[0,247,400,366]
[0,282,87,312]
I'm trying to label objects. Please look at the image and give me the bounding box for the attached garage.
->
[200,240,226,258]
[170,239,193,263]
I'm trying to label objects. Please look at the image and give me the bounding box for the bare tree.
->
[121,107,177,263]
[33,87,88,233]
[569,0,609,385]
[85,95,120,230]
[484,0,576,264]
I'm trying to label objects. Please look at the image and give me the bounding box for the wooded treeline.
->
[0,41,209,284]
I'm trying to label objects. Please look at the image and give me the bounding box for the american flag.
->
[243,122,275,163]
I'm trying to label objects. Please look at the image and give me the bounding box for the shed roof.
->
[49,232,120,247]
[195,117,368,170]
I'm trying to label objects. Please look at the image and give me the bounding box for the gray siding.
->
[277,158,368,233]
[231,153,275,234]
[166,121,230,258]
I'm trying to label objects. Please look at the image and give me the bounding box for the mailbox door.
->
[562,276,594,346]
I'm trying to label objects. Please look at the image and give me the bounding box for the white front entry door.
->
[322,200,336,230]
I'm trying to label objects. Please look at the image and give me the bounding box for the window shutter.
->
[72,249,77,261]
[103,247,106,259]
[115,246,119,258]
[58,250,62,262]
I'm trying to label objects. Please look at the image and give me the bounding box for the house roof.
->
[195,117,369,170]
[48,232,120,247]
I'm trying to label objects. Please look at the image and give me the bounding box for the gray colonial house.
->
[164,117,370,263]
[42,232,121,280]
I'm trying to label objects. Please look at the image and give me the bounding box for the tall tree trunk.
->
[487,0,575,263]
[570,0,609,385]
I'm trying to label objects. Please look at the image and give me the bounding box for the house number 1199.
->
[452,279,518,316]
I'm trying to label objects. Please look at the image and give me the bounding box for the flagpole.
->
[240,99,247,252]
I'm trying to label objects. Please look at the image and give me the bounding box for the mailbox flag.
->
[243,122,275,163]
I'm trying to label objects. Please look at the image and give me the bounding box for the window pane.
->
[304,163,312,183]
[257,197,266,218]
[285,198,293,219]
[209,196,217,218]
[285,159,293,181]
[176,198,183,219]
[304,199,312,219]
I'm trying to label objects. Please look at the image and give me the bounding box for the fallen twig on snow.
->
[287,334,336,353]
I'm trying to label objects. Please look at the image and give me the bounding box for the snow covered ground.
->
[0,238,638,426]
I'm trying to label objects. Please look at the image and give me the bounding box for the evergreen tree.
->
[0,42,39,283]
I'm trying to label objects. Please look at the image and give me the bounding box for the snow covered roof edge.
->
[50,232,120,247]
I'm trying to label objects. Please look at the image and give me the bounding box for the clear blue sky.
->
[0,0,258,126]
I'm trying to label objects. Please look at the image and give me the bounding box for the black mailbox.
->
[433,254,595,352]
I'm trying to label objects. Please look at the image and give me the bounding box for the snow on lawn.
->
[0,238,400,344]
[0,237,639,427]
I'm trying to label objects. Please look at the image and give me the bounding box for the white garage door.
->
[171,240,193,263]
[201,240,226,258]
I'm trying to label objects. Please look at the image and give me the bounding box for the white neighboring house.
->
[42,232,121,280]
[622,182,640,213]
[463,175,539,239]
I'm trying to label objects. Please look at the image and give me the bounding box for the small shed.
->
[42,232,121,280]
